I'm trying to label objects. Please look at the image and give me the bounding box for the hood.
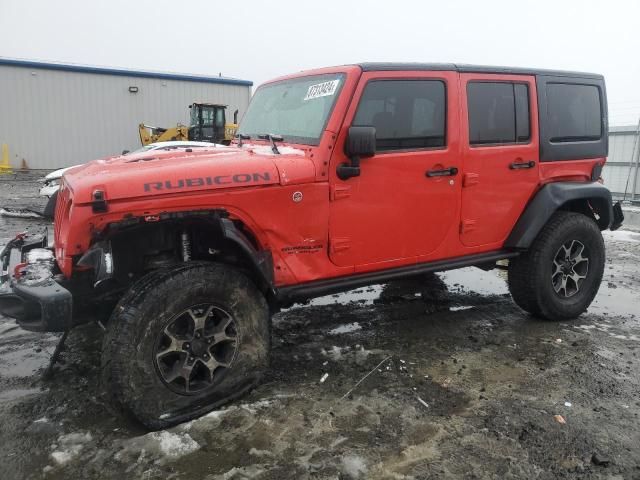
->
[62,144,316,204]
[45,165,79,181]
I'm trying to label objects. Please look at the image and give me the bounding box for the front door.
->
[328,71,461,268]
[459,73,540,248]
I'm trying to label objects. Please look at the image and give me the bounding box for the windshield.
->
[238,73,345,145]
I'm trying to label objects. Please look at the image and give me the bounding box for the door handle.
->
[426,167,458,177]
[509,160,536,170]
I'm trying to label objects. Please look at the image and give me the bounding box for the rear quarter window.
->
[546,83,602,142]
[536,75,607,162]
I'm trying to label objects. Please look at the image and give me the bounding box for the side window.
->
[353,80,446,151]
[467,82,530,145]
[546,83,602,142]
[514,84,530,142]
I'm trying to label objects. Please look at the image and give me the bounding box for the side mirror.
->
[337,126,376,180]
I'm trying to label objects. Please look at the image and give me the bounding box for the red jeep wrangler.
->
[0,63,624,428]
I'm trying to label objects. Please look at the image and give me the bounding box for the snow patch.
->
[148,431,200,459]
[26,248,54,263]
[308,285,384,307]
[116,430,200,464]
[248,447,274,457]
[602,229,640,243]
[450,305,474,312]
[320,345,377,365]
[341,454,368,478]
[329,322,362,335]
[240,399,275,413]
[201,409,230,421]
[212,465,267,479]
[50,431,93,465]
[321,345,345,361]
[0,208,43,219]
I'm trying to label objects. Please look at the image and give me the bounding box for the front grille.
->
[54,182,71,247]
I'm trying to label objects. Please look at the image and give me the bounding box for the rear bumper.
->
[0,231,72,332]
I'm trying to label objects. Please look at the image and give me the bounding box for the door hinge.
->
[330,237,351,253]
[460,219,477,234]
[463,172,480,187]
[331,184,351,201]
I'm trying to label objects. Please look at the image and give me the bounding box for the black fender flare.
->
[219,217,274,290]
[505,182,613,250]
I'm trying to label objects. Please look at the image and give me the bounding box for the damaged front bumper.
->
[0,230,72,332]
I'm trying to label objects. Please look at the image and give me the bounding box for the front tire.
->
[508,211,605,320]
[101,262,270,429]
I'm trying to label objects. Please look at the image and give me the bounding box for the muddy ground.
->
[1,171,640,480]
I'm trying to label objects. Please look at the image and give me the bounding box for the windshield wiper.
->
[236,133,250,148]
[258,134,284,154]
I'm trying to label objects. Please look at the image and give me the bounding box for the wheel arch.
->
[79,210,275,300]
[505,182,613,250]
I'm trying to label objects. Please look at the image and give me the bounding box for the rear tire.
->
[508,211,604,320]
[101,262,270,429]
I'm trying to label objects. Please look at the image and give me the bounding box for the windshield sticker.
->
[304,79,340,101]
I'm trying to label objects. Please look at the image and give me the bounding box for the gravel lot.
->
[1,171,640,480]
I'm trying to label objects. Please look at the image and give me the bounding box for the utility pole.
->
[632,118,640,202]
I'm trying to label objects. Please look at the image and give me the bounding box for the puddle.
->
[590,281,639,318]
[574,317,640,342]
[0,343,54,378]
[0,387,43,402]
[438,267,509,296]
[298,267,508,309]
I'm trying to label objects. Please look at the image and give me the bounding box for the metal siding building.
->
[603,125,640,200]
[0,59,252,170]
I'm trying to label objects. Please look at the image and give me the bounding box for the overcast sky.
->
[1,0,639,126]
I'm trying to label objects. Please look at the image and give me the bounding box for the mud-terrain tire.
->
[508,211,605,320]
[101,262,270,430]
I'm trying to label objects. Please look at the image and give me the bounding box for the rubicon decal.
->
[144,172,272,192]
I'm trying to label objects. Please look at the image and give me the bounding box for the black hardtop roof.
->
[357,62,603,79]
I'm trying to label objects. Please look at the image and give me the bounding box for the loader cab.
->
[188,103,227,144]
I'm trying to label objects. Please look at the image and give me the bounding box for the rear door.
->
[328,71,461,268]
[459,74,540,247]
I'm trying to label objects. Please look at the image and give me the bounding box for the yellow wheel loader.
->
[139,103,239,146]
